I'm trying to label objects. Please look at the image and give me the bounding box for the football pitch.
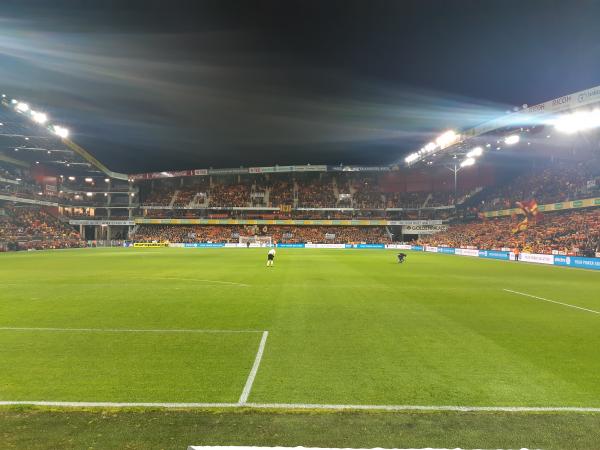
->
[1,247,600,448]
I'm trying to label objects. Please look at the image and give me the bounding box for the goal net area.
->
[239,235,273,247]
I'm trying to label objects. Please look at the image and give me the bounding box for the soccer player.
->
[267,248,276,267]
[397,252,407,263]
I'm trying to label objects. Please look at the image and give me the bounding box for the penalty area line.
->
[0,327,263,334]
[1,401,600,413]
[239,331,269,404]
[503,289,600,315]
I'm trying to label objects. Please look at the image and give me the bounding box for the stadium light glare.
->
[553,109,600,134]
[466,147,483,158]
[86,192,93,197]
[504,135,520,145]
[32,111,48,124]
[435,130,459,149]
[53,125,70,138]
[424,142,437,152]
[405,153,419,164]
[11,99,17,104]
[460,157,475,168]
[15,102,29,112]
[68,176,76,181]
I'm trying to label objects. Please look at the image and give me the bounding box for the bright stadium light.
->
[405,153,419,164]
[424,142,437,152]
[11,99,17,104]
[467,147,483,158]
[504,134,520,145]
[553,109,600,134]
[32,111,48,124]
[460,157,475,168]
[435,130,459,149]
[53,125,70,138]
[15,102,29,112]
[86,192,93,197]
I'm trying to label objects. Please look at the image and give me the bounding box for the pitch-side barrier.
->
[128,242,600,270]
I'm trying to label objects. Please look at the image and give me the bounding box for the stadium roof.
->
[0,97,127,180]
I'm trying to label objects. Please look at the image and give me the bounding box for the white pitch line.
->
[1,400,600,412]
[238,331,269,404]
[0,327,263,334]
[150,277,250,287]
[503,289,600,315]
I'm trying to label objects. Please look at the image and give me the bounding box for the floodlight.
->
[553,109,600,134]
[85,177,93,183]
[16,102,29,112]
[460,158,475,167]
[467,147,483,158]
[68,176,76,181]
[32,111,48,124]
[504,135,520,145]
[53,126,70,138]
[424,142,437,152]
[405,153,419,164]
[86,192,93,197]
[435,130,458,148]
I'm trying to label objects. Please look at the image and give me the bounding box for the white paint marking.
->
[0,400,599,412]
[239,331,269,404]
[503,289,600,315]
[141,277,250,287]
[0,327,262,334]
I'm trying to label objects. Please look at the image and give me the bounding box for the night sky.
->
[2,0,600,173]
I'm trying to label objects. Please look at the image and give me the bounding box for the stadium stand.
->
[0,206,85,251]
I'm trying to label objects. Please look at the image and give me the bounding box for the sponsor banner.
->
[520,253,554,265]
[276,243,306,248]
[136,218,395,226]
[388,220,443,225]
[208,168,249,175]
[455,248,479,257]
[133,242,168,248]
[482,196,600,218]
[478,250,510,260]
[411,245,424,251]
[183,243,226,248]
[292,164,327,172]
[554,255,600,270]
[385,244,412,250]
[355,243,386,249]
[425,246,438,253]
[402,224,448,234]
[69,220,135,226]
[438,247,455,254]
[329,165,391,172]
[305,243,347,249]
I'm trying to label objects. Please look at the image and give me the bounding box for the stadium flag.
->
[511,199,541,234]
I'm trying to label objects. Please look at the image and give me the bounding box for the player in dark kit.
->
[397,252,407,263]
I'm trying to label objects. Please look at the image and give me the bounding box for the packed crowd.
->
[138,173,463,210]
[0,206,85,251]
[477,159,600,212]
[133,224,391,244]
[419,208,600,256]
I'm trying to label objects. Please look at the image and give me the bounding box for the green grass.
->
[1,247,599,447]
